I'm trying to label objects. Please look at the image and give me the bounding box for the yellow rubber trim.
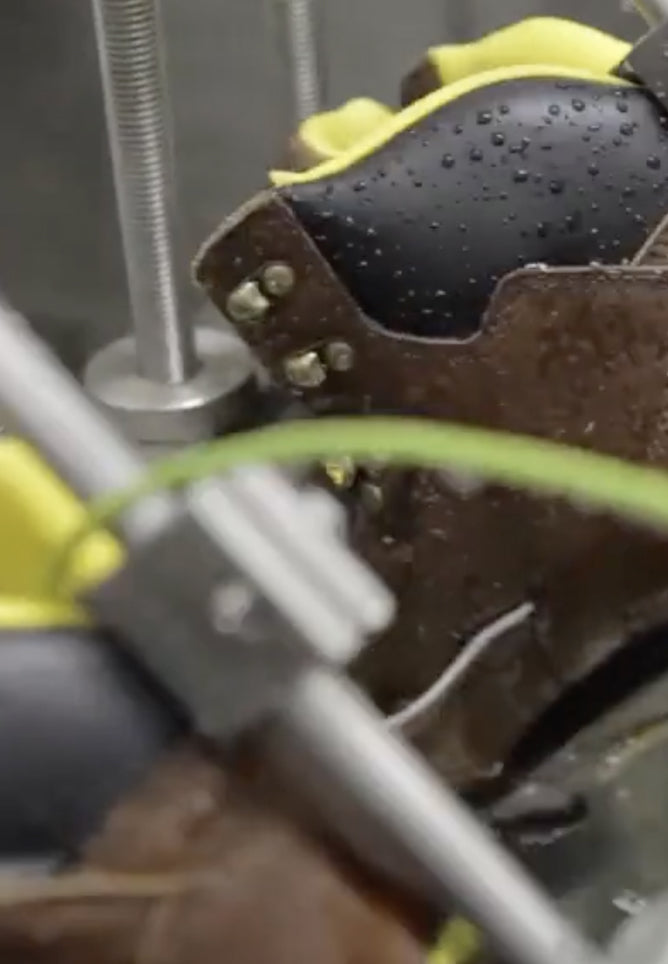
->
[0,438,122,600]
[427,17,630,88]
[0,597,88,631]
[298,98,394,161]
[270,64,631,187]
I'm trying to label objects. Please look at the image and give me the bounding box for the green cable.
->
[55,415,668,590]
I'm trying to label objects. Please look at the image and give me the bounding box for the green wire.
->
[54,416,668,591]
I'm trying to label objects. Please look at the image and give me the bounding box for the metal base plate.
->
[84,318,258,446]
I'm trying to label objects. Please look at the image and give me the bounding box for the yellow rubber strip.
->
[271,64,630,187]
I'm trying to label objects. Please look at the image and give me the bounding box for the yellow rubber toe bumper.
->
[0,437,121,621]
[401,17,631,105]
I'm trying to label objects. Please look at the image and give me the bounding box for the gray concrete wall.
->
[0,1,649,362]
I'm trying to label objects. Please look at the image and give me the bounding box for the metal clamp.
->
[89,465,393,737]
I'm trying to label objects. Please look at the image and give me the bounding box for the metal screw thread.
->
[92,0,198,384]
[633,0,668,25]
[277,0,324,123]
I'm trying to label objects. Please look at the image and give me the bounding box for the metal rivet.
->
[211,580,256,634]
[284,350,327,388]
[261,262,296,298]
[323,457,357,489]
[360,482,384,513]
[226,280,270,323]
[324,340,355,372]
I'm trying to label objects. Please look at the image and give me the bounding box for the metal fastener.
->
[261,262,296,298]
[226,280,271,323]
[284,349,327,388]
[325,340,355,372]
[323,457,357,489]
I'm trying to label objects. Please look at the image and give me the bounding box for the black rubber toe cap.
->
[282,77,668,338]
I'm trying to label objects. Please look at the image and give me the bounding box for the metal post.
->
[274,0,325,124]
[634,0,668,27]
[85,0,255,447]
[270,667,605,964]
[91,0,196,385]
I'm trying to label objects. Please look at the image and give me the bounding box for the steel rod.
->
[0,298,173,544]
[91,0,198,384]
[275,0,325,124]
[633,0,668,26]
[272,667,606,964]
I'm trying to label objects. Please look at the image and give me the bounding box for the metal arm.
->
[272,0,325,125]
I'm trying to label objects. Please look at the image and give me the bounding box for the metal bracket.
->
[89,466,391,737]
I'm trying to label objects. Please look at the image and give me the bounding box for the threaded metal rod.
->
[633,0,668,26]
[92,0,198,384]
[276,0,324,124]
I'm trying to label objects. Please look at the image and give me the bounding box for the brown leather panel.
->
[400,57,443,106]
[195,194,668,787]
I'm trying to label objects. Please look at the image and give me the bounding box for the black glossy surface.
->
[284,77,668,338]
[0,628,181,859]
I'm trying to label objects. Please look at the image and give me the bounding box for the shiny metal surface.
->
[91,0,197,384]
[610,895,668,963]
[0,297,173,544]
[84,319,257,445]
[87,0,261,444]
[271,666,604,964]
[633,0,668,26]
[271,0,325,124]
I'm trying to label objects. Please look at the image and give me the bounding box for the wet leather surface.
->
[197,196,668,786]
